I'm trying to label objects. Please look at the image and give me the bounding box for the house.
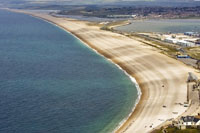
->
[174,116,200,130]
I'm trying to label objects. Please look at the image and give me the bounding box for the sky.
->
[1,0,199,5]
[24,0,198,2]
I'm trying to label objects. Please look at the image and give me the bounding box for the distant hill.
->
[2,0,200,8]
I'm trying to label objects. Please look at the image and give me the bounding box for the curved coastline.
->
[6,9,200,133]
[30,13,142,133]
[7,9,142,132]
[44,16,142,132]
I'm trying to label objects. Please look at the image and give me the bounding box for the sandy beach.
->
[10,9,200,132]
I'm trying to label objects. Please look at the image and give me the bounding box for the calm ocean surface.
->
[0,10,138,133]
[116,19,200,33]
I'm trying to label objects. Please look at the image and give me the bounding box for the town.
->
[58,5,200,19]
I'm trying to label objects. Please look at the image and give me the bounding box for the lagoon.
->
[116,19,200,33]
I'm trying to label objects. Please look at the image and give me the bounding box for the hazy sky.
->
[4,0,198,3]
[2,0,199,5]
[28,0,197,1]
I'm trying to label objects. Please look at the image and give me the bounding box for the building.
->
[184,32,200,37]
[164,37,178,44]
[164,37,196,47]
[174,116,200,130]
[184,32,195,36]
[177,40,196,47]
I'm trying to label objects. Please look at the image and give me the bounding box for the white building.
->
[164,37,178,44]
[164,37,196,47]
[177,40,196,47]
[174,116,200,130]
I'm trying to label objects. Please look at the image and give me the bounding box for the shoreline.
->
[6,9,200,133]
[33,13,142,133]
[44,15,142,132]
[8,9,142,132]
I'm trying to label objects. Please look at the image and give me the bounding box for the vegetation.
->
[87,15,199,62]
[128,33,179,58]
[99,21,179,58]
[57,5,200,19]
[153,127,200,133]
[183,47,200,60]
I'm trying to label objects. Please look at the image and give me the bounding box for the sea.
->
[0,10,138,133]
[115,19,200,33]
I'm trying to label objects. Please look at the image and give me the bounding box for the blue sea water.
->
[0,10,138,133]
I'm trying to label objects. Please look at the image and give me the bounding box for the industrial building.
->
[164,37,196,47]
[176,40,196,47]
